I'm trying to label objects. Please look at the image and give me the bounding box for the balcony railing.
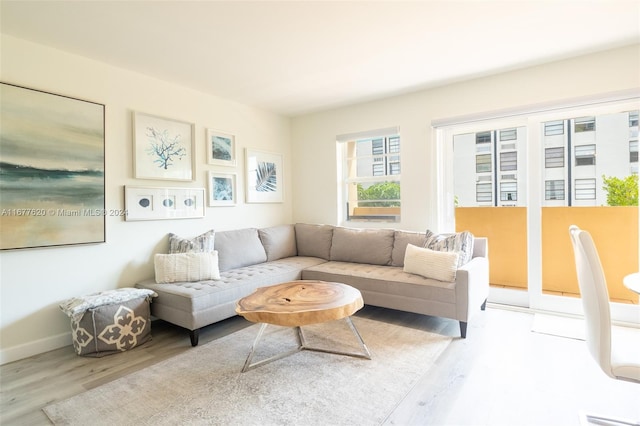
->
[456,206,639,304]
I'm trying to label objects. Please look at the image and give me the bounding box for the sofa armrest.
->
[454,256,490,321]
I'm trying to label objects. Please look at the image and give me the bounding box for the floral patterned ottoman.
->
[60,288,157,357]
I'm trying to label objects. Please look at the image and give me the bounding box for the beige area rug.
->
[43,316,452,426]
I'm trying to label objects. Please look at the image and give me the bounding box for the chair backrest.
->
[568,225,613,378]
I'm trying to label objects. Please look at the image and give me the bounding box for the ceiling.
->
[1,1,639,117]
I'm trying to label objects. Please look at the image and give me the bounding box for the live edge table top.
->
[235,280,364,327]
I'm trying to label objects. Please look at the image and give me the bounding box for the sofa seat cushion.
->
[301,261,456,304]
[137,256,327,313]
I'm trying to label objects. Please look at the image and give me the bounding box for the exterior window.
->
[545,180,565,200]
[500,151,517,171]
[476,154,492,173]
[545,120,564,136]
[476,131,491,144]
[631,140,638,163]
[476,183,492,202]
[500,182,517,201]
[574,117,595,132]
[575,178,596,200]
[500,128,517,141]
[343,133,401,222]
[575,144,596,166]
[545,147,564,168]
[630,111,639,127]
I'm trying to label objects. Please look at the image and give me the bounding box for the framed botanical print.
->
[208,172,237,206]
[245,148,284,203]
[133,112,195,181]
[206,129,236,166]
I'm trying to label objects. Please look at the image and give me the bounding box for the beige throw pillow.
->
[403,244,458,282]
[154,252,220,283]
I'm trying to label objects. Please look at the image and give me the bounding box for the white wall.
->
[290,45,640,231]
[0,35,293,364]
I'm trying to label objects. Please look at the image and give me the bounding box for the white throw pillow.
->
[154,251,220,283]
[403,244,458,282]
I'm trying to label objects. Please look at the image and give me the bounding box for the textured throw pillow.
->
[423,230,474,267]
[403,244,458,282]
[169,230,215,253]
[154,252,220,283]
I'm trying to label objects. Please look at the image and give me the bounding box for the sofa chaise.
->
[136,223,489,346]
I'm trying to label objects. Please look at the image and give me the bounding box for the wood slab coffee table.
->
[235,280,371,372]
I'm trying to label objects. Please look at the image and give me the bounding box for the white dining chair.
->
[568,225,640,425]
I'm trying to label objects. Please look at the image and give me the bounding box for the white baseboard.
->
[0,332,71,365]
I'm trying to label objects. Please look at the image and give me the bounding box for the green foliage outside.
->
[602,174,638,206]
[357,182,400,207]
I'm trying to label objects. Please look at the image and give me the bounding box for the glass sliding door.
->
[436,98,639,323]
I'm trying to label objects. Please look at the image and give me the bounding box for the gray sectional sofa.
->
[136,223,489,346]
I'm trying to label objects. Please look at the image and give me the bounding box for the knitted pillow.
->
[403,244,458,282]
[154,252,220,283]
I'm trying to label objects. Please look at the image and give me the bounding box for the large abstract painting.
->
[0,83,105,250]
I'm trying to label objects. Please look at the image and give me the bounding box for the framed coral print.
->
[0,83,105,250]
[208,172,237,206]
[245,148,284,203]
[206,129,236,166]
[124,186,205,221]
[133,112,195,181]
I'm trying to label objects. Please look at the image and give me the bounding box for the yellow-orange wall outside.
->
[455,206,638,304]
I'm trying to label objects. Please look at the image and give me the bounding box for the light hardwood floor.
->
[1,305,639,425]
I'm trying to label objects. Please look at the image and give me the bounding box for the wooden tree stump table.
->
[235,280,371,372]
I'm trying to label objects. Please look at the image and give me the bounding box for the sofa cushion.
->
[391,230,427,267]
[404,244,458,282]
[294,223,334,260]
[169,229,215,253]
[154,252,221,283]
[330,227,394,266]
[424,230,474,267]
[258,224,297,261]
[215,228,267,271]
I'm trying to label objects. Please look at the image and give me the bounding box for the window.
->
[500,128,517,141]
[575,178,596,200]
[545,147,564,168]
[575,144,596,166]
[476,154,492,173]
[545,180,565,200]
[631,140,638,163]
[500,182,517,201]
[341,129,401,222]
[544,120,564,136]
[574,116,595,132]
[476,131,491,144]
[500,151,517,171]
[476,183,492,202]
